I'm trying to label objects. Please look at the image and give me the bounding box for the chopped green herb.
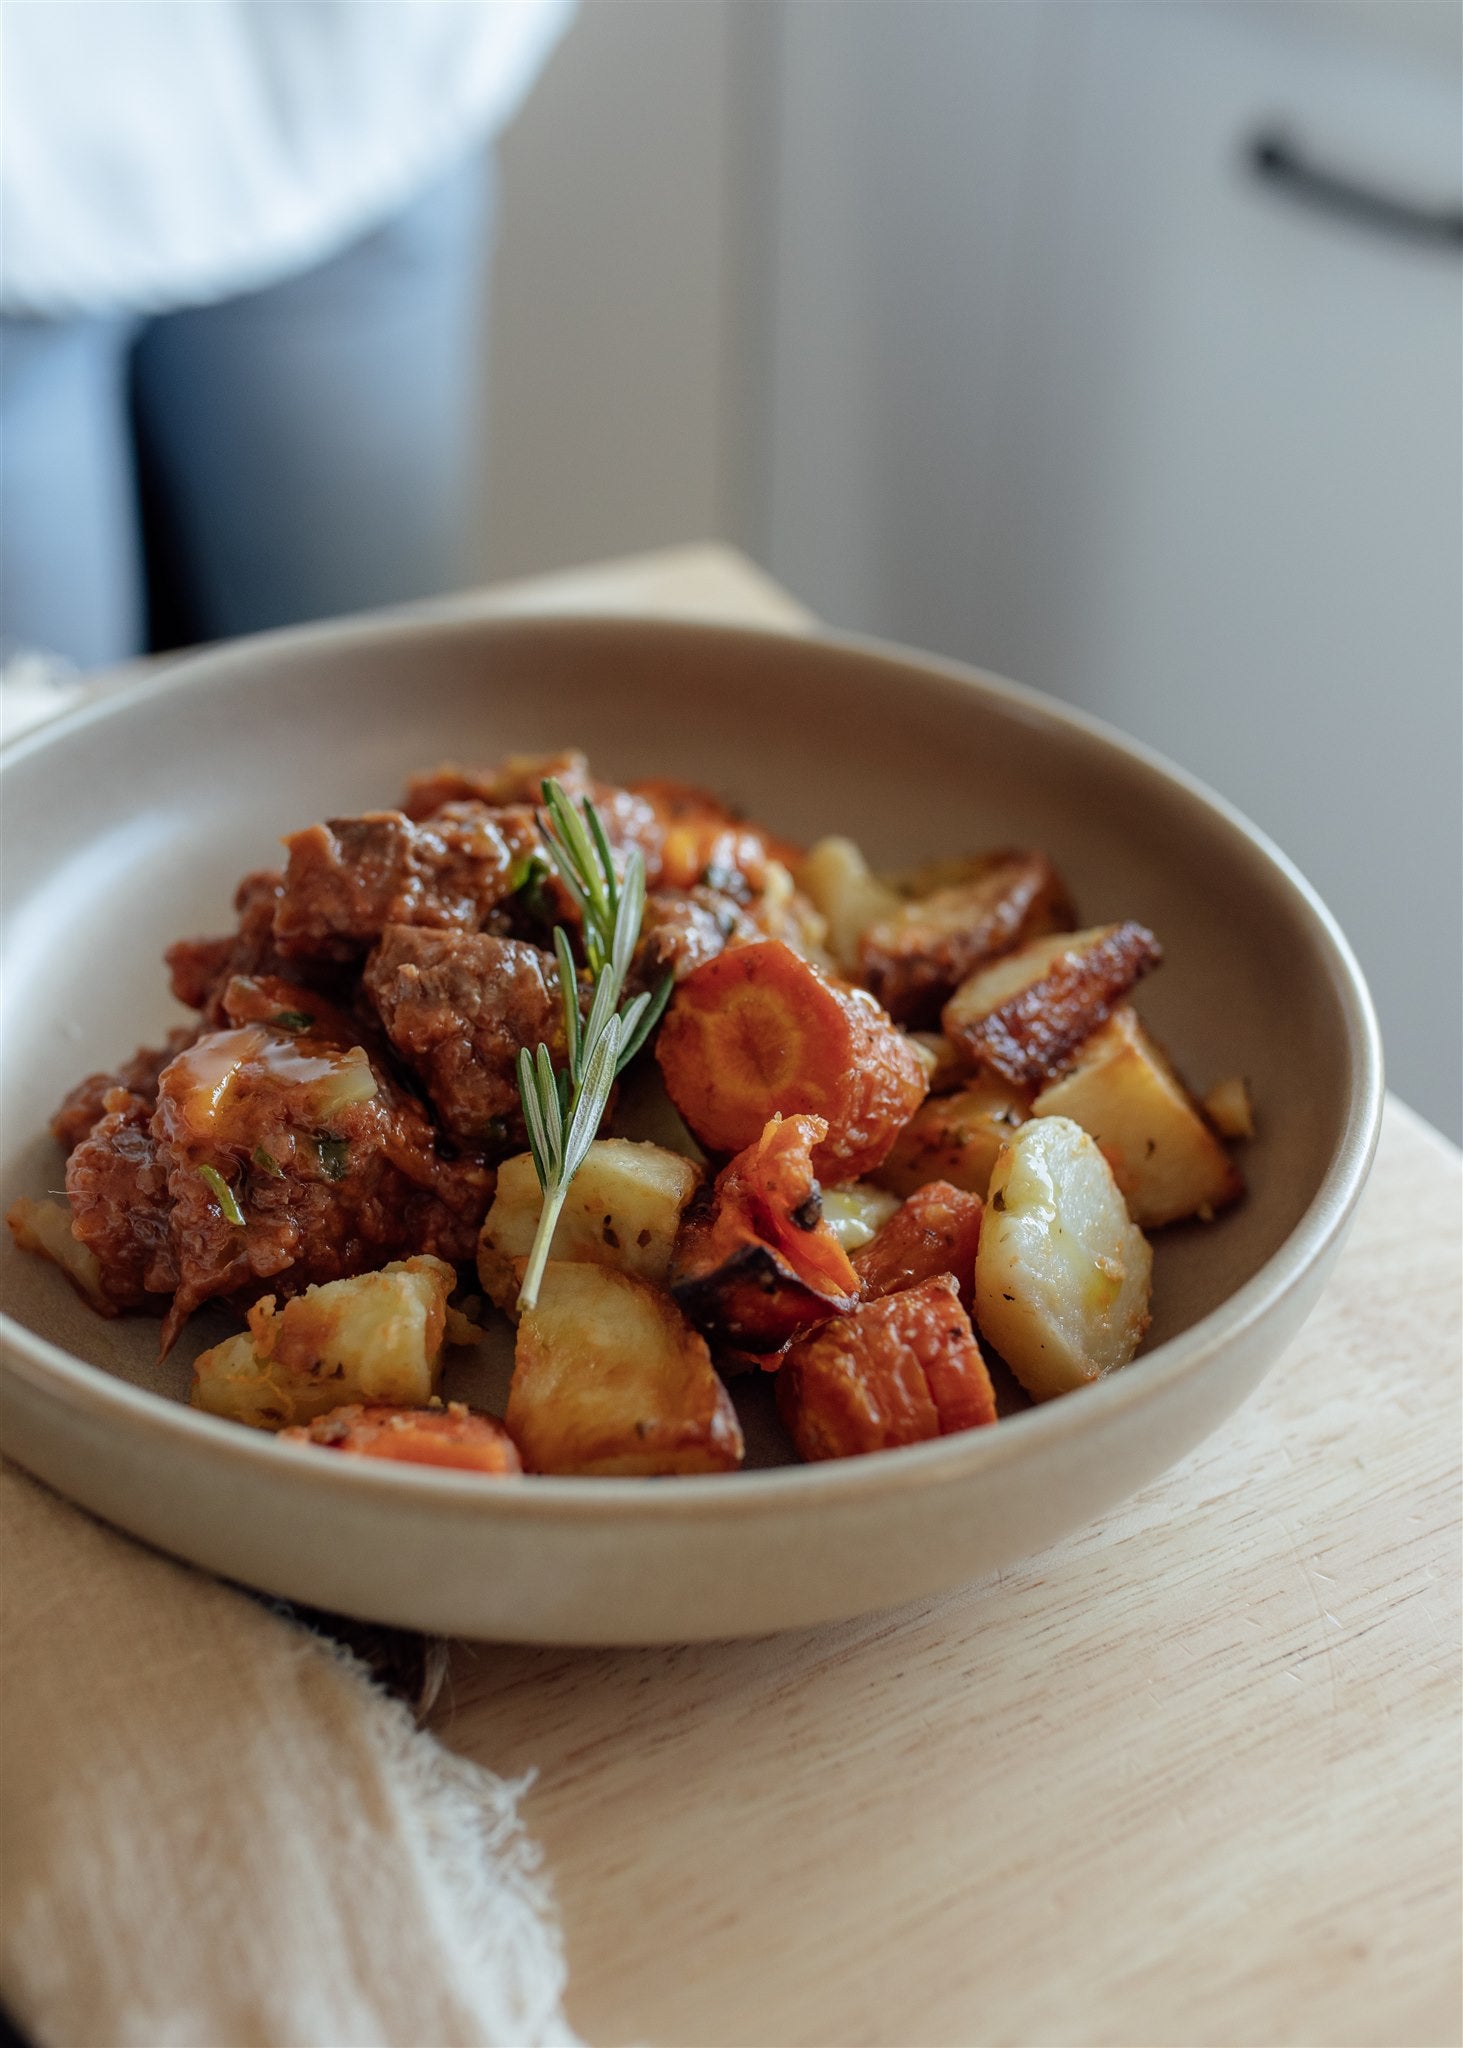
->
[251,1145,285,1178]
[509,852,555,924]
[271,1009,315,1032]
[198,1164,246,1227]
[316,1136,350,1181]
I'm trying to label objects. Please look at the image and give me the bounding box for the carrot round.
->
[655,940,928,1180]
[279,1402,522,1474]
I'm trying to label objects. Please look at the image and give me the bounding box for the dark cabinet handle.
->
[1246,126,1463,250]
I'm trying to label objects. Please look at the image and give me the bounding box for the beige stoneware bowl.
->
[0,613,1382,1642]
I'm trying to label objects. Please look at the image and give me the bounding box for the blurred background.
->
[2,1,1459,1136]
[482,0,1463,1140]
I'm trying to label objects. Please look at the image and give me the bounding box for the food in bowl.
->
[7,749,1250,1478]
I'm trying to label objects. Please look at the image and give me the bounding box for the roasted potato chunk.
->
[859,849,1074,1025]
[507,1262,743,1476]
[190,1255,455,1430]
[797,837,904,972]
[279,1401,522,1474]
[777,1274,997,1460]
[872,1072,1032,1200]
[943,921,1162,1089]
[1033,1006,1243,1227]
[669,1114,860,1350]
[819,1182,901,1252]
[477,1140,703,1313]
[974,1116,1152,1402]
[655,939,929,1180]
[1203,1074,1256,1142]
[5,1197,111,1314]
[851,1181,984,1310]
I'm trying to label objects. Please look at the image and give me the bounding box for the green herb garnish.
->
[316,1136,351,1181]
[251,1145,285,1178]
[515,779,671,1310]
[271,1009,315,1033]
[198,1163,246,1227]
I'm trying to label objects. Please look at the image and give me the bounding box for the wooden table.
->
[430,547,1463,2048]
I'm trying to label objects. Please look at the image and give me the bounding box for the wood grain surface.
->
[428,549,1462,2048]
[436,1098,1460,2048]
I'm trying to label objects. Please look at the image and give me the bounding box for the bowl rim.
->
[0,606,1385,1521]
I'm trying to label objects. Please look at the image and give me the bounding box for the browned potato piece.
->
[859,849,1074,1025]
[1203,1074,1256,1141]
[478,1140,704,1315]
[191,1256,455,1430]
[5,1197,111,1314]
[975,1117,1152,1402]
[942,921,1162,1089]
[1032,1006,1243,1227]
[872,1073,1032,1200]
[508,1262,744,1476]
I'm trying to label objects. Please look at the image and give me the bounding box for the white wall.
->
[756,1,1463,1138]
[479,1,1462,1138]
[476,0,738,581]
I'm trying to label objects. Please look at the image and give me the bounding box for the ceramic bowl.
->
[0,612,1382,1641]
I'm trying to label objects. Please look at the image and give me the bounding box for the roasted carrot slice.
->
[851,1180,984,1312]
[278,1401,522,1474]
[655,940,929,1180]
[776,1273,997,1461]
[670,1114,859,1351]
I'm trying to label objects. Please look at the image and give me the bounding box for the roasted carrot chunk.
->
[278,1401,522,1474]
[851,1181,984,1312]
[655,940,929,1180]
[776,1274,997,1461]
[670,1114,860,1351]
[632,778,801,897]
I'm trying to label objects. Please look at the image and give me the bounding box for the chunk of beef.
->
[65,1092,179,1308]
[51,1027,198,1153]
[403,753,667,889]
[274,808,520,961]
[401,751,594,820]
[632,887,759,992]
[155,1007,490,1351]
[164,870,351,1030]
[363,926,569,1148]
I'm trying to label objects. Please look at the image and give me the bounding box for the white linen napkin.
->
[0,1459,580,2048]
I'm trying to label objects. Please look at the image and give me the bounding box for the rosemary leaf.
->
[198,1163,246,1227]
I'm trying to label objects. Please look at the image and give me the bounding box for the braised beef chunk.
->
[401,750,593,820]
[363,925,569,1148]
[66,1093,179,1308]
[143,1002,491,1350]
[633,887,759,991]
[51,1027,198,1152]
[166,870,293,1026]
[274,808,520,961]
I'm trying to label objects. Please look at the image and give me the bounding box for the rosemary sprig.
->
[516,780,672,1310]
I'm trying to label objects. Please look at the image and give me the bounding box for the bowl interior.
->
[0,614,1364,1441]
